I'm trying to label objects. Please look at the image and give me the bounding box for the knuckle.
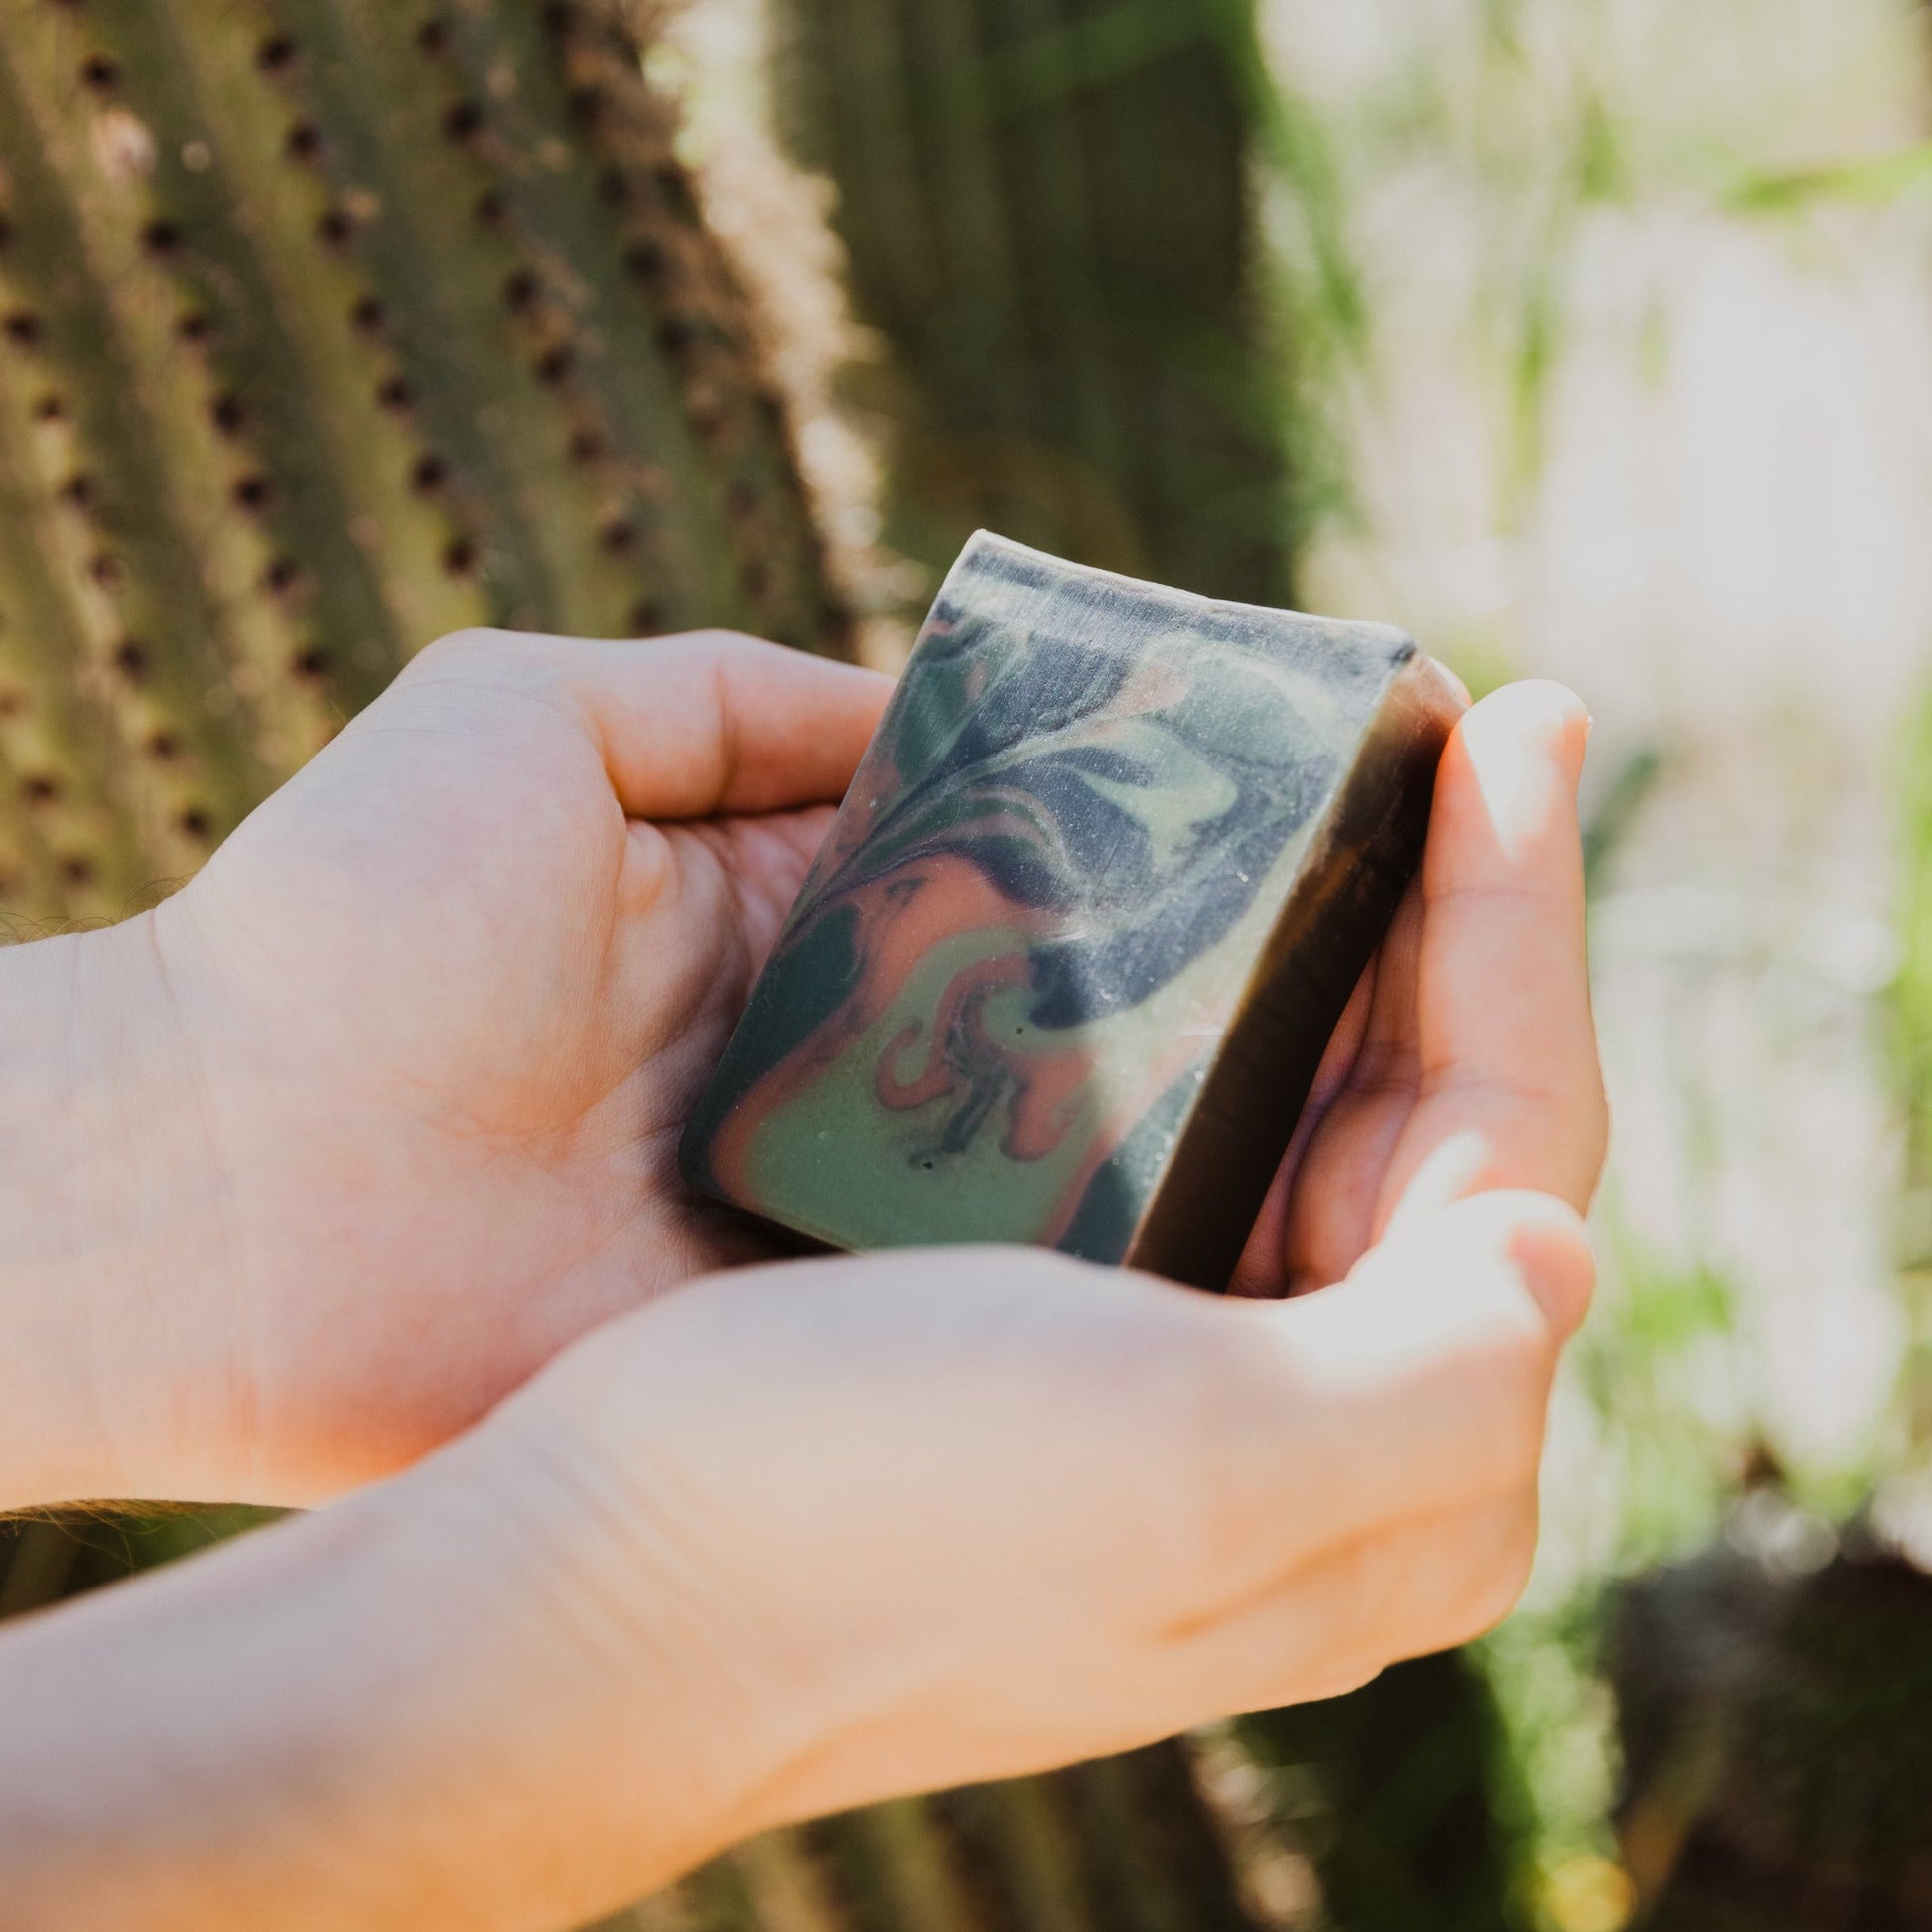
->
[1497,1370,1556,1487]
[412,624,509,671]
[1464,1312,1554,1422]
[409,626,571,684]
[1454,1329,1555,1502]
[1493,1295,1563,1391]
[669,626,771,664]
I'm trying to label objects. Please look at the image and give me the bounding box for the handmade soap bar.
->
[681,533,1464,1291]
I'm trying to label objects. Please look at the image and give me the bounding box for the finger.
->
[417,628,897,821]
[1152,1197,1588,1722]
[1266,879,1427,1293]
[1228,959,1378,1297]
[578,633,895,821]
[1376,680,1607,1229]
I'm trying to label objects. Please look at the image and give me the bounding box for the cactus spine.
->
[0,0,843,928]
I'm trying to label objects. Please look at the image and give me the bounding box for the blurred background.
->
[5,0,1932,1926]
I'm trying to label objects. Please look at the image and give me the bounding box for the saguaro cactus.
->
[0,0,843,929]
[772,0,1295,609]
[0,10,1284,1927]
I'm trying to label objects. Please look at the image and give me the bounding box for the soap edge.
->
[961,529,1417,665]
[1121,650,1467,1293]
[670,535,1004,1215]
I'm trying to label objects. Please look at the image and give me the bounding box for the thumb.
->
[1375,679,1608,1236]
[1354,1189,1596,1345]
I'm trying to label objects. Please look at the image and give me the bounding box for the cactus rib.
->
[0,22,270,867]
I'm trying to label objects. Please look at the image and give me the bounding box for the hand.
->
[169,659,1597,1505]
[160,629,896,1502]
[0,672,1610,1927]
[490,1191,1596,1859]
[1233,679,1609,1296]
[0,1191,1594,1932]
[0,629,891,1507]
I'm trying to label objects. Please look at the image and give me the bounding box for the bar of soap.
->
[681,533,1465,1291]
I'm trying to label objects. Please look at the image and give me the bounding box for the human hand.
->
[155,630,897,1503]
[483,1193,1594,1866]
[0,1189,1593,1932]
[1233,679,1608,1295]
[0,667,1609,1924]
[0,639,1597,1516]
[0,630,890,1508]
[472,677,1612,1867]
[167,656,1596,1506]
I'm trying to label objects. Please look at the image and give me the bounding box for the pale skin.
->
[0,630,1609,1930]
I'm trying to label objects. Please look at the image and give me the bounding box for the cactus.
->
[771,0,1295,611]
[594,1740,1276,1932]
[0,10,1280,1926]
[0,0,844,930]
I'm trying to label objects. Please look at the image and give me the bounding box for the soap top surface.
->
[682,532,1420,1263]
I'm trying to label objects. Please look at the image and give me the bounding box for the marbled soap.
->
[681,533,1465,1291]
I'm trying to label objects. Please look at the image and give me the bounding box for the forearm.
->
[0,1427,754,1932]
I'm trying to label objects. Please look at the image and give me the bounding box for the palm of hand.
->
[153,632,889,1501]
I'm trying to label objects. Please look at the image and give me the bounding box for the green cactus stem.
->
[773,0,1295,609]
[617,1743,1274,1932]
[0,0,844,928]
[1237,1650,1533,1932]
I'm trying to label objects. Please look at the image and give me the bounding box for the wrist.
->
[0,1425,772,1930]
[298,1438,770,1924]
[0,914,241,1507]
[440,1389,807,1890]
